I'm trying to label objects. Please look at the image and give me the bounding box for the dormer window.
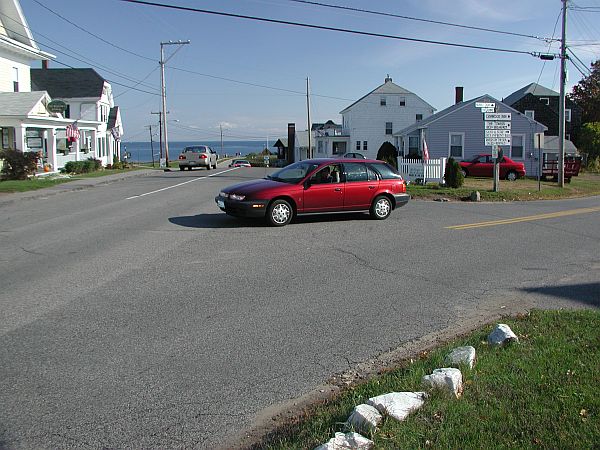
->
[540,97,550,105]
[380,96,386,106]
[525,110,535,120]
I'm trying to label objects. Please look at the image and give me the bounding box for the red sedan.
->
[215,158,410,226]
[459,155,526,181]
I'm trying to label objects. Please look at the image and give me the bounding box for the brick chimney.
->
[455,86,464,104]
[42,60,49,69]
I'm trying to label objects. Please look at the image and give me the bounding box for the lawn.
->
[256,309,600,449]
[0,167,144,193]
[408,172,600,201]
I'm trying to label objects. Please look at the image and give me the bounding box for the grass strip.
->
[257,309,600,449]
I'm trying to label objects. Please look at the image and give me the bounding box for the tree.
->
[577,122,600,162]
[444,157,464,188]
[569,59,600,123]
[0,149,39,180]
[376,141,398,169]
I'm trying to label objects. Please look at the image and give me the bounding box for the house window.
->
[416,114,423,122]
[449,133,464,158]
[566,134,571,141]
[380,96,386,106]
[356,140,361,151]
[64,104,70,119]
[399,97,406,106]
[511,134,524,159]
[525,110,535,120]
[13,67,19,92]
[385,122,393,135]
[363,141,368,151]
[317,140,323,154]
[408,136,419,157]
[540,97,550,105]
[565,109,571,122]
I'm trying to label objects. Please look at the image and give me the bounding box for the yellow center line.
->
[446,206,600,230]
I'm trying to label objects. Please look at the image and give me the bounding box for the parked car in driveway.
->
[215,158,410,226]
[229,159,251,167]
[178,145,218,170]
[343,152,367,159]
[459,155,526,181]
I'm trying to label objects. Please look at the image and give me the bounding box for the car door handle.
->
[368,185,376,189]
[334,188,342,192]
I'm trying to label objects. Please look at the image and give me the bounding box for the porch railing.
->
[397,157,447,183]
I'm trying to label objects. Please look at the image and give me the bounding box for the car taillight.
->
[200,154,207,159]
[179,155,185,160]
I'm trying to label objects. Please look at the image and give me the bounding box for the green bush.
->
[63,158,102,174]
[585,156,600,173]
[0,149,39,180]
[444,157,464,188]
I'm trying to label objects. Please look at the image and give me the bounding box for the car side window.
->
[367,165,379,181]
[368,163,402,180]
[344,163,368,182]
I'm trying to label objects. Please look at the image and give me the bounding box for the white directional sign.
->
[476,102,495,108]
[485,121,511,129]
[485,137,511,146]
[485,112,511,121]
[480,107,495,113]
[485,129,511,137]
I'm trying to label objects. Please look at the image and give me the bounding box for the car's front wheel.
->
[267,199,293,226]
[506,171,518,181]
[461,168,468,178]
[370,195,392,220]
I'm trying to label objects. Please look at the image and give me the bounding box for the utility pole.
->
[160,40,190,168]
[146,124,155,167]
[151,111,163,161]
[306,77,312,159]
[558,0,568,188]
[220,123,224,156]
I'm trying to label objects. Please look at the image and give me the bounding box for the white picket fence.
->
[397,157,447,184]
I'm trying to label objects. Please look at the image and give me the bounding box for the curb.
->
[0,169,156,207]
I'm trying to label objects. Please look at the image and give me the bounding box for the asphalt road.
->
[1,165,599,449]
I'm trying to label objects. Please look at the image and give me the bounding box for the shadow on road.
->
[169,212,372,229]
[520,282,600,308]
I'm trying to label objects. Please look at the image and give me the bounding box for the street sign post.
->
[475,102,495,108]
[484,112,511,121]
[485,121,511,129]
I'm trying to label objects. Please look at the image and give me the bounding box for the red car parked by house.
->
[215,158,410,226]
[459,155,526,181]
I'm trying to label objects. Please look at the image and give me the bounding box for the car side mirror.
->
[304,179,312,189]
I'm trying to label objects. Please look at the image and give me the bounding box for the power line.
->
[31,0,155,62]
[118,0,538,57]
[286,0,554,42]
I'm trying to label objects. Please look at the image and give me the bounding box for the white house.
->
[0,0,123,172]
[314,76,436,159]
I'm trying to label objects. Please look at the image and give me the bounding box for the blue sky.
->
[19,0,600,143]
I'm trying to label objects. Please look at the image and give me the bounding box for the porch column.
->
[91,130,98,159]
[47,128,57,171]
[14,125,26,152]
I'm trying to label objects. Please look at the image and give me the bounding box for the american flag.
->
[423,137,430,161]
[66,122,80,140]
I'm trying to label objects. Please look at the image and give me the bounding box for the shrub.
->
[444,157,464,188]
[585,156,600,173]
[63,158,102,174]
[376,141,398,169]
[0,149,39,180]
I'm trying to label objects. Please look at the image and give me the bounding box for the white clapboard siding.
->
[397,157,447,183]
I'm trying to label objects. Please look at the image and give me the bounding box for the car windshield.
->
[267,162,319,183]
[184,146,205,153]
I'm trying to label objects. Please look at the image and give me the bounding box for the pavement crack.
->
[332,247,397,275]
[20,246,46,256]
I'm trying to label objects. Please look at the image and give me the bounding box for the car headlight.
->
[219,192,229,198]
[230,193,246,201]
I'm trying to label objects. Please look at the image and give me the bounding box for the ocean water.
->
[122,140,271,162]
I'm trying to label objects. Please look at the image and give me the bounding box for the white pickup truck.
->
[178,145,218,170]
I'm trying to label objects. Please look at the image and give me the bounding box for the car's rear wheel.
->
[370,195,392,220]
[179,166,184,171]
[206,163,211,170]
[267,199,293,226]
[506,171,518,181]
[461,169,468,178]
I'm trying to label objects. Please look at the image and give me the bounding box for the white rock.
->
[314,432,374,450]
[422,368,463,398]
[445,346,476,369]
[367,392,426,422]
[345,404,382,433]
[488,323,519,346]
